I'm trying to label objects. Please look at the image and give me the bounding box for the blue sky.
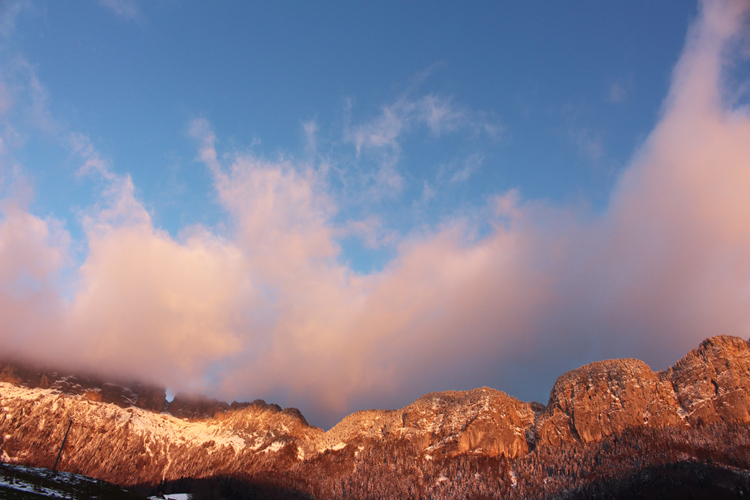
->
[10,1,697,252]
[1,0,749,428]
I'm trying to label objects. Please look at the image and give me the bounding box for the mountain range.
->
[1,335,750,499]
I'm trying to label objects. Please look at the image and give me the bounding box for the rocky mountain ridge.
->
[1,335,750,498]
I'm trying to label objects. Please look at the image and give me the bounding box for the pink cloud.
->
[0,183,68,367]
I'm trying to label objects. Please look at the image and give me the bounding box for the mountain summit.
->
[2,335,750,499]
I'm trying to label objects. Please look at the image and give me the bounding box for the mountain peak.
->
[2,335,750,498]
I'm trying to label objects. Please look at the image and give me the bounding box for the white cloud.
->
[346,93,500,155]
[342,93,501,202]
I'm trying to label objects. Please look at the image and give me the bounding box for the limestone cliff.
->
[323,387,534,459]
[663,335,750,426]
[536,335,750,447]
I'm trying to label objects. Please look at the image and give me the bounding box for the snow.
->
[149,494,191,500]
[1,382,248,453]
[0,382,59,402]
[262,441,284,453]
[0,476,61,497]
[1,379,534,471]
[0,464,103,498]
[122,406,246,452]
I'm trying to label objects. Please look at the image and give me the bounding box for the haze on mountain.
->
[0,0,749,428]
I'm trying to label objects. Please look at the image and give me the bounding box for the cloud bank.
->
[1,0,749,428]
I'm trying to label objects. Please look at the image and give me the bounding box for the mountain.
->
[1,335,750,499]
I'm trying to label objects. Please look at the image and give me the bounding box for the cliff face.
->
[1,335,749,490]
[663,335,750,426]
[323,387,534,460]
[0,381,322,485]
[0,362,167,413]
[537,358,684,446]
[536,335,750,447]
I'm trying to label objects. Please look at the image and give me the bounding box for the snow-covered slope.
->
[0,381,320,485]
[0,461,146,499]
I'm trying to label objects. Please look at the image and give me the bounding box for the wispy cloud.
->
[608,82,628,103]
[69,132,115,180]
[0,0,28,39]
[447,153,485,184]
[303,120,319,154]
[340,216,397,249]
[11,57,57,132]
[98,0,142,22]
[342,92,501,202]
[571,127,605,162]
[346,93,501,155]
[420,180,436,204]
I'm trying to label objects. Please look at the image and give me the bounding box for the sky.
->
[0,0,749,429]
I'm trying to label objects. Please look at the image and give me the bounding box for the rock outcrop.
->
[323,387,534,459]
[0,362,167,413]
[537,358,684,446]
[536,335,750,447]
[1,335,750,490]
[168,394,230,420]
[663,335,750,426]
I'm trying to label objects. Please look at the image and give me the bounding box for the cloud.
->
[0,171,69,367]
[70,132,116,181]
[98,0,142,22]
[303,120,319,154]
[0,0,749,430]
[607,81,628,103]
[339,216,397,249]
[342,93,501,201]
[0,82,12,116]
[0,1,28,39]
[346,93,500,155]
[0,57,58,134]
[420,180,436,203]
[68,218,248,390]
[571,127,605,162]
[449,153,484,184]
